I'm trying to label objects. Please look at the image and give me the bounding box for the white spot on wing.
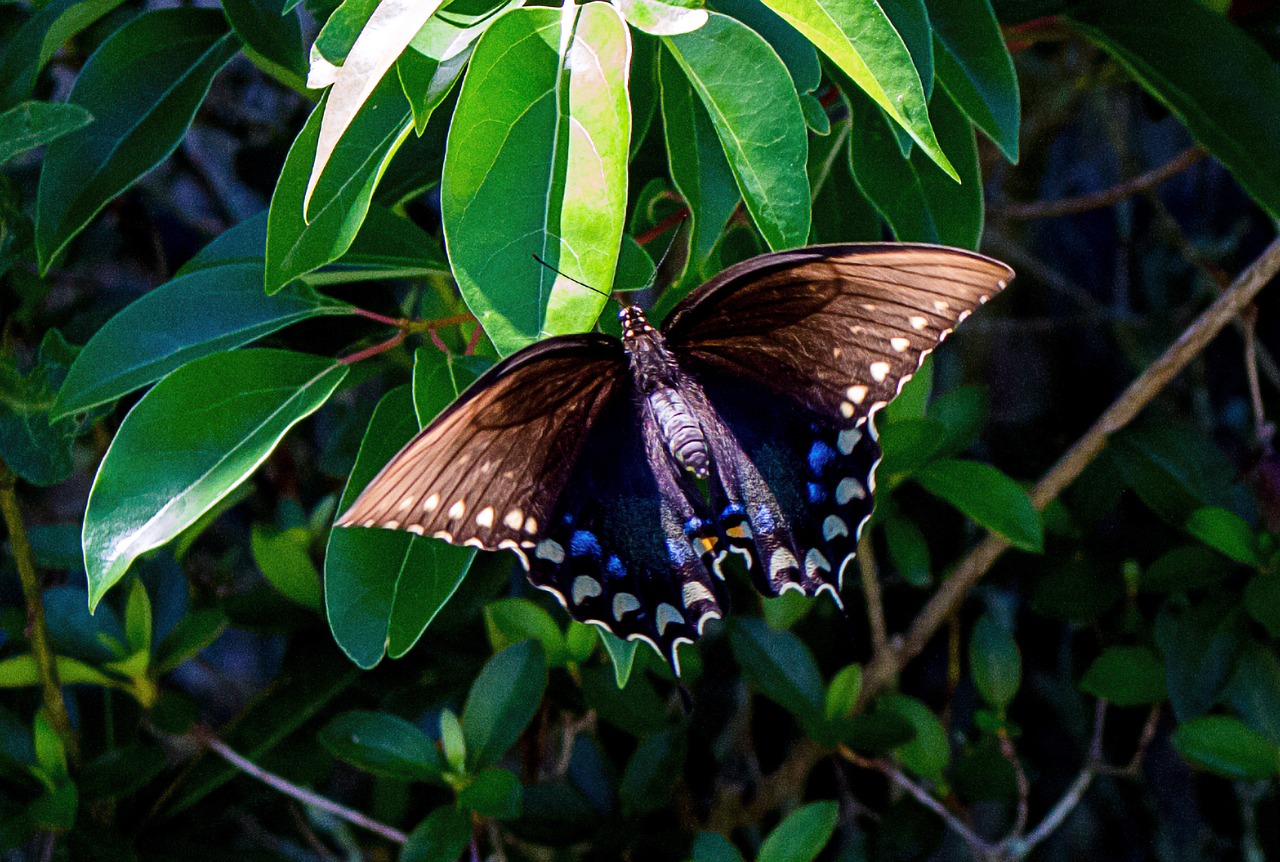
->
[424,494,439,512]
[464,538,486,549]
[523,516,539,534]
[848,385,868,404]
[613,592,641,620]
[933,300,951,312]
[432,530,453,542]
[840,401,855,418]
[682,581,715,607]
[836,478,865,504]
[697,610,722,634]
[383,520,400,530]
[805,548,831,577]
[398,497,413,511]
[890,337,910,352]
[823,515,848,541]
[838,428,861,455]
[870,362,890,383]
[504,509,523,530]
[656,603,685,635]
[475,507,494,528]
[448,500,465,519]
[407,524,425,536]
[572,576,603,604]
[535,539,565,564]
[909,315,928,330]
[769,548,798,581]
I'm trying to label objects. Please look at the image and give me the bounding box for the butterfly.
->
[336,243,1014,673]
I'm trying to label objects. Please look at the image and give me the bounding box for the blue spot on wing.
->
[570,530,602,559]
[606,555,626,579]
[808,440,837,475]
[807,482,826,504]
[667,537,696,564]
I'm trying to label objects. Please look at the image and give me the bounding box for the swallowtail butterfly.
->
[336,244,1014,672]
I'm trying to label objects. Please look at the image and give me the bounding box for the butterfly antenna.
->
[642,214,690,291]
[531,254,612,300]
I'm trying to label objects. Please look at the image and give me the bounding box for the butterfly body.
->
[336,244,1014,672]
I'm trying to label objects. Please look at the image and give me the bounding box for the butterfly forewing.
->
[664,244,1014,424]
[335,335,627,558]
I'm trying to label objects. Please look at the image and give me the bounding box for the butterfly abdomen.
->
[647,387,710,478]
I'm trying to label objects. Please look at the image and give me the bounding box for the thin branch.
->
[995,146,1207,220]
[198,729,407,845]
[1015,701,1107,855]
[839,746,993,858]
[338,331,406,366]
[1242,307,1273,446]
[636,208,691,247]
[857,533,888,657]
[998,731,1030,838]
[0,458,79,767]
[860,235,1280,705]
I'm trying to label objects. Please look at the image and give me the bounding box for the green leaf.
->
[83,350,348,609]
[757,800,839,862]
[1155,600,1246,721]
[691,832,746,862]
[755,0,955,179]
[663,13,811,251]
[729,617,823,724]
[1244,574,1280,638]
[0,101,93,165]
[1110,422,1238,526]
[326,387,474,668]
[885,354,933,423]
[462,641,548,770]
[884,515,932,587]
[124,579,153,655]
[1185,507,1261,567]
[55,264,351,419]
[318,710,443,781]
[458,767,522,818]
[565,621,597,664]
[1172,716,1280,780]
[251,525,323,611]
[0,0,126,106]
[824,663,863,721]
[0,654,121,690]
[878,417,947,481]
[847,85,982,248]
[412,348,491,428]
[154,609,227,673]
[711,0,821,94]
[880,0,932,101]
[1227,642,1280,744]
[886,694,949,782]
[1068,0,1280,218]
[1139,545,1230,593]
[618,0,709,35]
[969,614,1020,711]
[442,5,630,355]
[600,629,640,688]
[34,9,240,270]
[304,0,451,212]
[807,114,881,244]
[485,598,568,667]
[439,708,467,773]
[928,0,1019,161]
[658,44,739,275]
[265,77,413,293]
[222,0,308,89]
[916,459,1043,552]
[0,329,97,486]
[1080,646,1168,707]
[620,729,686,815]
[401,806,472,862]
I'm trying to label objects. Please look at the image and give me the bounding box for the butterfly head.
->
[618,305,655,337]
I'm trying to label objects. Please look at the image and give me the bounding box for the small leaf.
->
[401,806,472,862]
[155,609,227,673]
[1244,574,1280,638]
[928,0,1019,161]
[916,459,1043,552]
[886,694,949,782]
[1155,601,1246,721]
[319,710,443,781]
[461,641,548,770]
[35,9,239,270]
[439,709,466,774]
[1185,507,1261,567]
[0,0,126,106]
[1080,646,1168,707]
[757,800,839,862]
[969,614,1020,711]
[251,525,323,611]
[1139,545,1230,593]
[83,350,348,609]
[0,101,93,165]
[663,13,811,250]
[1172,716,1280,780]
[617,0,708,35]
[124,579,153,655]
[55,264,351,419]
[484,598,568,667]
[458,767,522,818]
[884,515,931,587]
[0,655,121,690]
[222,0,308,89]
[691,832,746,862]
[599,629,640,688]
[728,618,823,724]
[824,663,863,721]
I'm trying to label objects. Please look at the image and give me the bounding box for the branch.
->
[996,146,1206,220]
[1013,700,1107,856]
[860,235,1280,704]
[856,533,888,657]
[197,728,407,845]
[0,458,79,767]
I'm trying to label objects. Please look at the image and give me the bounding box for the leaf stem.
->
[859,234,1280,705]
[0,457,79,767]
[195,727,408,844]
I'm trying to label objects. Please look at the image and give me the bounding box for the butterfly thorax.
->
[619,306,711,479]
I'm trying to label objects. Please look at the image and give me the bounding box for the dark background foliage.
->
[3,0,1280,860]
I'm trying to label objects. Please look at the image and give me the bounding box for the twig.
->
[1015,701,1107,855]
[636,208,690,247]
[0,458,79,767]
[838,746,993,857]
[998,732,1030,838]
[860,235,1280,705]
[338,331,405,365]
[995,146,1207,220]
[1242,307,1273,446]
[856,533,888,657]
[197,729,407,845]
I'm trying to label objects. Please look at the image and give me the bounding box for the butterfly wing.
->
[664,243,1014,598]
[335,334,628,555]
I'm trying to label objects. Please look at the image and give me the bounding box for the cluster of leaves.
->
[2,0,1280,857]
